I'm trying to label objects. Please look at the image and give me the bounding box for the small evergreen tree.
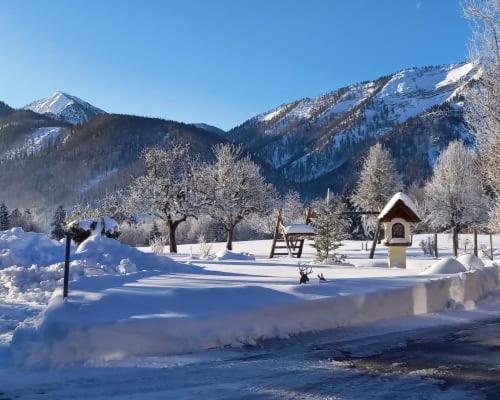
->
[51,205,67,240]
[149,221,161,244]
[310,196,349,262]
[0,202,10,231]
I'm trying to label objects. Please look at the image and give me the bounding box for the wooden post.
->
[491,233,494,261]
[63,234,71,298]
[452,226,458,257]
[473,228,478,257]
[269,209,282,258]
[434,232,438,258]
[369,221,381,259]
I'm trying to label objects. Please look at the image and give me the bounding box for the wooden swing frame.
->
[269,208,381,259]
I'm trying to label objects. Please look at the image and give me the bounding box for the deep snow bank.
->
[74,235,189,273]
[457,254,485,270]
[0,228,65,269]
[0,234,199,306]
[11,265,500,367]
[215,249,255,261]
[421,257,468,275]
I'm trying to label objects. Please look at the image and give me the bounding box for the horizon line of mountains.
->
[0,61,479,220]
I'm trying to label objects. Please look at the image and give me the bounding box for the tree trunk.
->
[434,232,438,258]
[452,225,459,257]
[490,233,494,260]
[369,221,381,259]
[226,226,234,250]
[167,220,178,253]
[473,228,478,257]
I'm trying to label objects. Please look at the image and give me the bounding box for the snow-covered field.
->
[0,229,498,367]
[0,229,499,397]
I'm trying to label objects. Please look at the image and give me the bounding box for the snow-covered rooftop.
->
[283,224,316,235]
[378,192,420,221]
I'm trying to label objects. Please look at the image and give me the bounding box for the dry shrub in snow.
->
[149,236,166,255]
[198,234,213,259]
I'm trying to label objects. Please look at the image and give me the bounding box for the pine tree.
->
[351,142,403,236]
[51,205,67,240]
[0,202,10,231]
[310,196,349,262]
[149,221,161,244]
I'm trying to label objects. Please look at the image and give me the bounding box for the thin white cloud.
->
[416,2,421,9]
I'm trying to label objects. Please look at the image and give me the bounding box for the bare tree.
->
[351,142,403,236]
[129,144,199,253]
[463,0,500,229]
[194,143,277,250]
[424,141,490,256]
[247,190,304,236]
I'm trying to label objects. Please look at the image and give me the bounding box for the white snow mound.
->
[215,250,256,261]
[457,254,485,271]
[421,257,467,275]
[75,235,191,273]
[0,228,65,269]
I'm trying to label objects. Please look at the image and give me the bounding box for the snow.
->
[283,224,316,235]
[375,63,476,124]
[436,62,476,89]
[7,234,500,367]
[215,249,255,261]
[0,228,65,269]
[378,192,420,220]
[1,231,499,369]
[254,62,478,183]
[23,91,106,124]
[26,92,76,115]
[421,257,468,275]
[0,231,198,307]
[457,254,485,270]
[0,127,64,161]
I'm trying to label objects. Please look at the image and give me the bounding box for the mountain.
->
[0,112,225,217]
[228,62,478,193]
[0,62,480,221]
[194,123,226,137]
[23,91,106,125]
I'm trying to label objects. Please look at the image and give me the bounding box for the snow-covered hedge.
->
[67,217,120,244]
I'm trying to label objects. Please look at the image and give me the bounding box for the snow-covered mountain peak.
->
[228,62,478,184]
[24,91,106,124]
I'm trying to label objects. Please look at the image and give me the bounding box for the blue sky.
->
[1,0,470,130]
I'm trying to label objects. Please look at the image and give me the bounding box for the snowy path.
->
[2,298,500,399]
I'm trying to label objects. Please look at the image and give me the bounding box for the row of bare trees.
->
[127,143,276,252]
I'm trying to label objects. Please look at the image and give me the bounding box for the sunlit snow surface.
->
[1,233,499,398]
[23,91,105,124]
[0,127,63,161]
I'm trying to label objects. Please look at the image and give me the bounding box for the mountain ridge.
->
[0,61,480,219]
